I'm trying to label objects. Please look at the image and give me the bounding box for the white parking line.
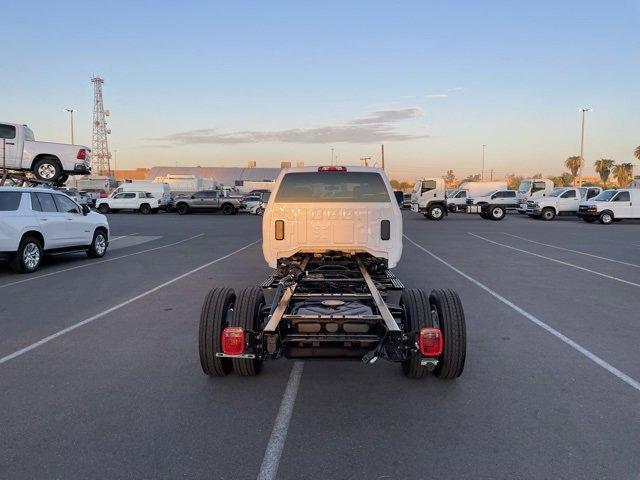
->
[0,240,259,366]
[469,232,640,289]
[404,235,640,393]
[0,234,205,290]
[258,361,304,480]
[500,232,640,268]
[109,233,139,242]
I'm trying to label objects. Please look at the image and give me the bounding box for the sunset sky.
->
[2,0,639,180]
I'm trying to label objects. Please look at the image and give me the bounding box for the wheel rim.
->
[544,211,552,219]
[493,208,502,218]
[95,234,106,255]
[602,213,612,223]
[432,207,442,218]
[23,243,40,269]
[37,163,57,179]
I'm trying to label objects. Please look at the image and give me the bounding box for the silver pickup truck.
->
[174,190,243,215]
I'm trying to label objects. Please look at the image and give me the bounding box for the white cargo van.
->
[410,178,448,220]
[447,181,507,212]
[515,178,554,213]
[577,189,640,224]
[111,181,172,209]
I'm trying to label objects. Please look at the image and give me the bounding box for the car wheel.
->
[176,203,190,215]
[430,289,466,379]
[222,203,235,215]
[229,287,265,376]
[401,288,431,379]
[97,204,110,214]
[199,287,235,376]
[489,206,506,220]
[33,158,63,183]
[139,203,151,215]
[428,204,444,220]
[11,236,43,273]
[87,229,108,258]
[256,206,264,216]
[599,212,613,225]
[541,207,555,221]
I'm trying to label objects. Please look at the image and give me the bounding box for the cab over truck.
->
[515,178,554,213]
[0,122,91,184]
[198,166,467,379]
[410,177,448,220]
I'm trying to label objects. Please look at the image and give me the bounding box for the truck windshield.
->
[274,172,390,203]
[592,190,617,202]
[518,180,531,193]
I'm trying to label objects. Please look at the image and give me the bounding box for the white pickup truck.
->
[526,186,602,220]
[0,122,91,184]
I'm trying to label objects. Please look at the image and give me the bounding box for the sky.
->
[2,0,639,180]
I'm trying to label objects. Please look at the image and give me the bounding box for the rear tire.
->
[97,204,110,214]
[222,203,235,215]
[430,289,466,379]
[11,236,43,273]
[199,287,235,376]
[401,288,431,379]
[139,203,151,215]
[33,158,63,183]
[229,287,265,376]
[541,207,555,221]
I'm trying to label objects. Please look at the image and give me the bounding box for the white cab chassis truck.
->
[577,189,640,224]
[515,178,555,213]
[198,166,467,378]
[526,186,602,221]
[0,122,91,184]
[410,177,448,220]
[447,181,507,212]
[466,189,519,220]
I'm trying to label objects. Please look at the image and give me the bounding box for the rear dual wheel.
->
[198,287,264,377]
[401,288,466,379]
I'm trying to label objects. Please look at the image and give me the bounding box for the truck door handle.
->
[40,218,48,221]
[4,142,14,145]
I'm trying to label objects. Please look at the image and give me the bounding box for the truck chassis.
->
[199,252,466,379]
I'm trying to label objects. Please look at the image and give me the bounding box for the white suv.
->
[95,191,161,214]
[0,187,109,273]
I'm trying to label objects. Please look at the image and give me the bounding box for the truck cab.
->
[446,189,468,212]
[410,177,447,220]
[578,189,640,224]
[516,178,554,213]
[0,122,91,184]
[527,186,602,221]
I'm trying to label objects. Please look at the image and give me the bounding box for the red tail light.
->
[419,328,443,357]
[100,191,107,198]
[221,327,245,355]
[318,166,347,172]
[77,149,87,160]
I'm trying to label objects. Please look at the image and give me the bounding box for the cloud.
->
[153,107,426,145]
[448,87,466,92]
[425,94,448,99]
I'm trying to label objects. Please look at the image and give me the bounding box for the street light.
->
[63,109,77,145]
[578,108,592,186]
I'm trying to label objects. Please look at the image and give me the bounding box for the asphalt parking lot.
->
[1,210,639,479]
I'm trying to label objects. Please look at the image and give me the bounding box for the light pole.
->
[331,147,335,165]
[578,108,592,186]
[113,149,118,178]
[481,144,486,181]
[63,109,76,144]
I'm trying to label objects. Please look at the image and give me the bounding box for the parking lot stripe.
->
[0,240,259,366]
[109,233,139,242]
[500,233,640,268]
[0,233,205,290]
[469,232,640,289]
[404,235,640,393]
[258,361,304,480]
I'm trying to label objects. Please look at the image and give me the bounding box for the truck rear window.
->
[274,172,390,203]
[0,192,22,211]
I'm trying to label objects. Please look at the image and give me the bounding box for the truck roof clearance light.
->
[318,166,347,172]
[221,327,245,355]
[76,149,87,160]
[419,328,443,357]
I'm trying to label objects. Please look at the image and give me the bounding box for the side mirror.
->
[190,195,195,199]
[82,204,90,215]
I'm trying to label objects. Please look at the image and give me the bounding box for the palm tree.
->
[564,156,582,180]
[593,159,614,184]
[634,145,640,162]
[612,163,634,187]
